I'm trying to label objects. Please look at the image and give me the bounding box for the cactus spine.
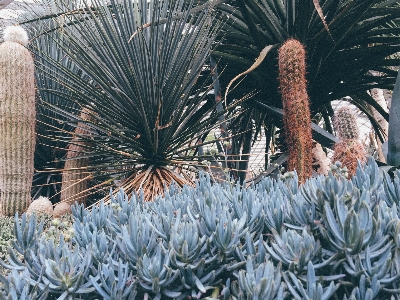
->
[0,26,36,216]
[278,38,313,183]
[332,106,367,176]
[60,107,92,208]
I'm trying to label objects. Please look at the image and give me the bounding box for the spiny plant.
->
[22,0,242,202]
[0,26,36,216]
[60,106,93,208]
[332,106,367,176]
[278,38,313,184]
[1,158,400,299]
[211,0,400,172]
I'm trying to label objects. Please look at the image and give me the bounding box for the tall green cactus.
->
[278,39,313,184]
[0,26,36,216]
[388,67,400,166]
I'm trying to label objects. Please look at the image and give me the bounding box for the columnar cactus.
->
[278,39,313,183]
[0,26,36,216]
[332,106,367,176]
[59,107,92,208]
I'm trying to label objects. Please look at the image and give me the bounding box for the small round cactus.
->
[26,196,53,216]
[278,38,313,184]
[0,26,35,216]
[53,202,72,218]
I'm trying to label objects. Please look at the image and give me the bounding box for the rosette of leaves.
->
[231,187,265,237]
[343,244,396,285]
[0,269,48,300]
[73,226,110,266]
[344,274,380,300]
[24,0,242,202]
[30,237,95,298]
[283,261,340,300]
[383,169,400,207]
[232,258,285,300]
[136,244,181,299]
[90,257,136,300]
[169,220,221,296]
[116,214,159,271]
[200,205,248,259]
[263,189,289,234]
[265,228,329,274]
[322,194,380,255]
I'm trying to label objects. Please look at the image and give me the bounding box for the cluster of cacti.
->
[332,106,367,176]
[278,38,313,184]
[2,158,400,299]
[59,106,93,210]
[0,26,36,216]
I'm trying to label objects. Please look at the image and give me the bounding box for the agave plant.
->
[22,0,242,202]
[208,0,400,171]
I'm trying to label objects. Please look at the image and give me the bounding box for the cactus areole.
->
[0,26,36,216]
[278,39,313,183]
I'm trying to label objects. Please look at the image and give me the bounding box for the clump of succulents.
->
[1,158,400,299]
[0,216,14,260]
[42,214,74,242]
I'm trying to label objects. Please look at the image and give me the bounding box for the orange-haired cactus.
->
[332,106,367,176]
[60,107,92,207]
[0,26,36,216]
[278,38,313,183]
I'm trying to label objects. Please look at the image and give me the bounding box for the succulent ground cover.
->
[1,158,400,299]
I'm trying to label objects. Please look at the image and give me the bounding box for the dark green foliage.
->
[2,158,400,299]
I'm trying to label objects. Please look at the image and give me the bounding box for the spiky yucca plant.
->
[332,106,367,176]
[27,0,238,201]
[278,39,313,183]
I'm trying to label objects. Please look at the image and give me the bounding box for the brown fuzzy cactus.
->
[60,107,93,207]
[0,26,36,216]
[278,39,313,184]
[332,106,367,176]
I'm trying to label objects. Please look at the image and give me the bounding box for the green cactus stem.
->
[60,107,93,207]
[278,38,313,184]
[0,26,35,216]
